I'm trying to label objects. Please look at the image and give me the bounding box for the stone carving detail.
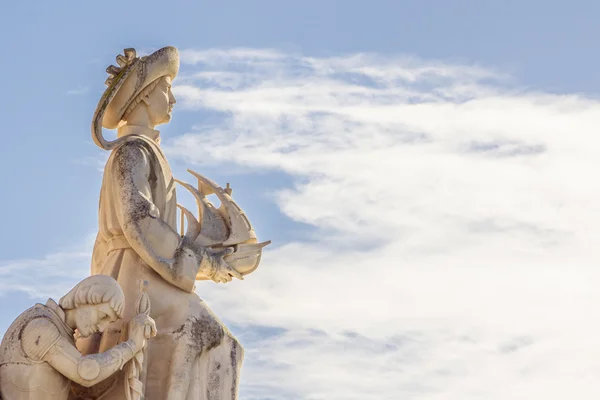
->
[176,169,271,280]
[76,46,268,400]
[0,45,268,400]
[0,275,156,400]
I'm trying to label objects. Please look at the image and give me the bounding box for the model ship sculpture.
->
[176,169,271,280]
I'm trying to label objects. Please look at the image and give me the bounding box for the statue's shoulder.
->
[112,136,154,156]
[110,136,158,168]
[21,316,61,361]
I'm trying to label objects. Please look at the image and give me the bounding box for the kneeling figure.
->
[0,275,156,400]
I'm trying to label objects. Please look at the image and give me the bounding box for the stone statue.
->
[78,46,269,400]
[0,275,156,400]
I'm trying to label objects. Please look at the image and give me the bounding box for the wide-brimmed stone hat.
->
[91,46,180,150]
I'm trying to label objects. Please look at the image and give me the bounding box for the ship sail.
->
[175,169,271,279]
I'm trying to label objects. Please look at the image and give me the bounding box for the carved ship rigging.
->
[175,170,271,280]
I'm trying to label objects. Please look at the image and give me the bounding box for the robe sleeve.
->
[110,140,199,292]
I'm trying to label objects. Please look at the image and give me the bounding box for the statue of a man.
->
[79,47,244,400]
[0,275,156,400]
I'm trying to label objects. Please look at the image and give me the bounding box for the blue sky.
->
[4,0,599,257]
[3,1,600,399]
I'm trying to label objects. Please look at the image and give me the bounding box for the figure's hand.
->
[208,247,244,283]
[128,313,157,352]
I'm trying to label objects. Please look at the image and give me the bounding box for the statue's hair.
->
[122,77,163,121]
[59,275,125,319]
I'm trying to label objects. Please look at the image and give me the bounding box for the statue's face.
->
[73,302,119,338]
[146,76,177,126]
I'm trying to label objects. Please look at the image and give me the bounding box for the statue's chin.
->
[155,113,172,126]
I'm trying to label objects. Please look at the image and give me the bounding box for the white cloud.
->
[165,48,600,398]
[0,238,94,299]
[67,85,89,95]
[72,149,110,173]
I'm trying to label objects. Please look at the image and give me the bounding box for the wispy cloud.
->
[0,237,94,299]
[72,151,110,173]
[167,48,600,399]
[67,85,89,95]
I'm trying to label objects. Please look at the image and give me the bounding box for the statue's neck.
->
[118,104,160,143]
[117,125,161,143]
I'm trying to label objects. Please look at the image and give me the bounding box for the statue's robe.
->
[78,127,243,400]
[0,299,75,400]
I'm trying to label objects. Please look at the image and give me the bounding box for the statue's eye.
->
[98,312,107,320]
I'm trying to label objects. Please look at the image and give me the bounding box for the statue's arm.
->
[45,337,139,387]
[111,142,199,292]
[22,318,139,387]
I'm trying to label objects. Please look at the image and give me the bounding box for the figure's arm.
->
[111,142,223,291]
[46,337,138,387]
[22,318,141,387]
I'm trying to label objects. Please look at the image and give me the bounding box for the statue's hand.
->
[128,314,157,352]
[208,247,244,283]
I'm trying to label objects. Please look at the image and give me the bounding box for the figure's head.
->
[59,275,125,338]
[122,75,176,127]
[94,46,180,149]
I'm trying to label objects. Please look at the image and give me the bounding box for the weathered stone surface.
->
[1,45,268,400]
[80,46,268,400]
[0,275,155,400]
